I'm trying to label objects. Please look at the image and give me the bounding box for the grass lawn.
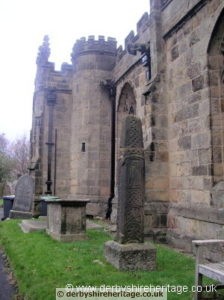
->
[0,198,3,207]
[0,220,198,300]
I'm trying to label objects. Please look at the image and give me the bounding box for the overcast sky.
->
[0,0,149,141]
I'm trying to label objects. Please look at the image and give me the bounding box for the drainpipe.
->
[54,129,57,195]
[100,80,116,220]
[45,89,56,194]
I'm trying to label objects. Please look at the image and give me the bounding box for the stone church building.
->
[30,0,224,250]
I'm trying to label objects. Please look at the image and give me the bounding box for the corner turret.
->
[36,35,50,66]
[71,35,117,62]
[69,35,117,217]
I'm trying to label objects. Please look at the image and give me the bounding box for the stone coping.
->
[40,195,61,201]
[40,195,90,204]
[169,203,224,225]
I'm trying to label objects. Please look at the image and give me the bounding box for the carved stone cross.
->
[117,115,145,244]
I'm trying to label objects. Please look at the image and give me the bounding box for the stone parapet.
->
[167,203,224,252]
[71,36,117,60]
[137,12,150,34]
[168,204,224,226]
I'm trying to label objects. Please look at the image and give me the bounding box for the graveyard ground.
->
[0,219,221,300]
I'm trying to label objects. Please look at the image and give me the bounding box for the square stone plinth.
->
[9,210,33,219]
[104,240,156,271]
[46,199,89,242]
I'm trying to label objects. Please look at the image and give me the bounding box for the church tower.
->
[70,36,117,216]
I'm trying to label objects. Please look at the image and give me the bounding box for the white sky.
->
[0,0,149,141]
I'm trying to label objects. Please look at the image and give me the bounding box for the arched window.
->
[118,82,136,115]
[116,83,137,156]
[208,8,224,183]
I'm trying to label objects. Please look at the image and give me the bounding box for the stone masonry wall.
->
[30,60,73,203]
[113,5,169,236]
[162,0,224,249]
[30,0,224,248]
[44,66,72,198]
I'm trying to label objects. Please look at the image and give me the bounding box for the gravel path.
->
[0,208,17,300]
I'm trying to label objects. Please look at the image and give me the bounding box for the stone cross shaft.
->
[117,115,145,244]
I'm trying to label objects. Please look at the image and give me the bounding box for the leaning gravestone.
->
[10,174,34,219]
[104,115,156,271]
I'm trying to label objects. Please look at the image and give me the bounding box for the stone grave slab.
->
[20,218,47,233]
[19,217,102,234]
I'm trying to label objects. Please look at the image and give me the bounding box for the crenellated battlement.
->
[116,12,149,62]
[124,12,149,49]
[71,35,117,60]
[137,12,149,34]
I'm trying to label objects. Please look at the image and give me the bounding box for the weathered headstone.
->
[104,115,156,270]
[10,174,34,219]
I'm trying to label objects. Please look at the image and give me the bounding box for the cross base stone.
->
[104,240,156,271]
